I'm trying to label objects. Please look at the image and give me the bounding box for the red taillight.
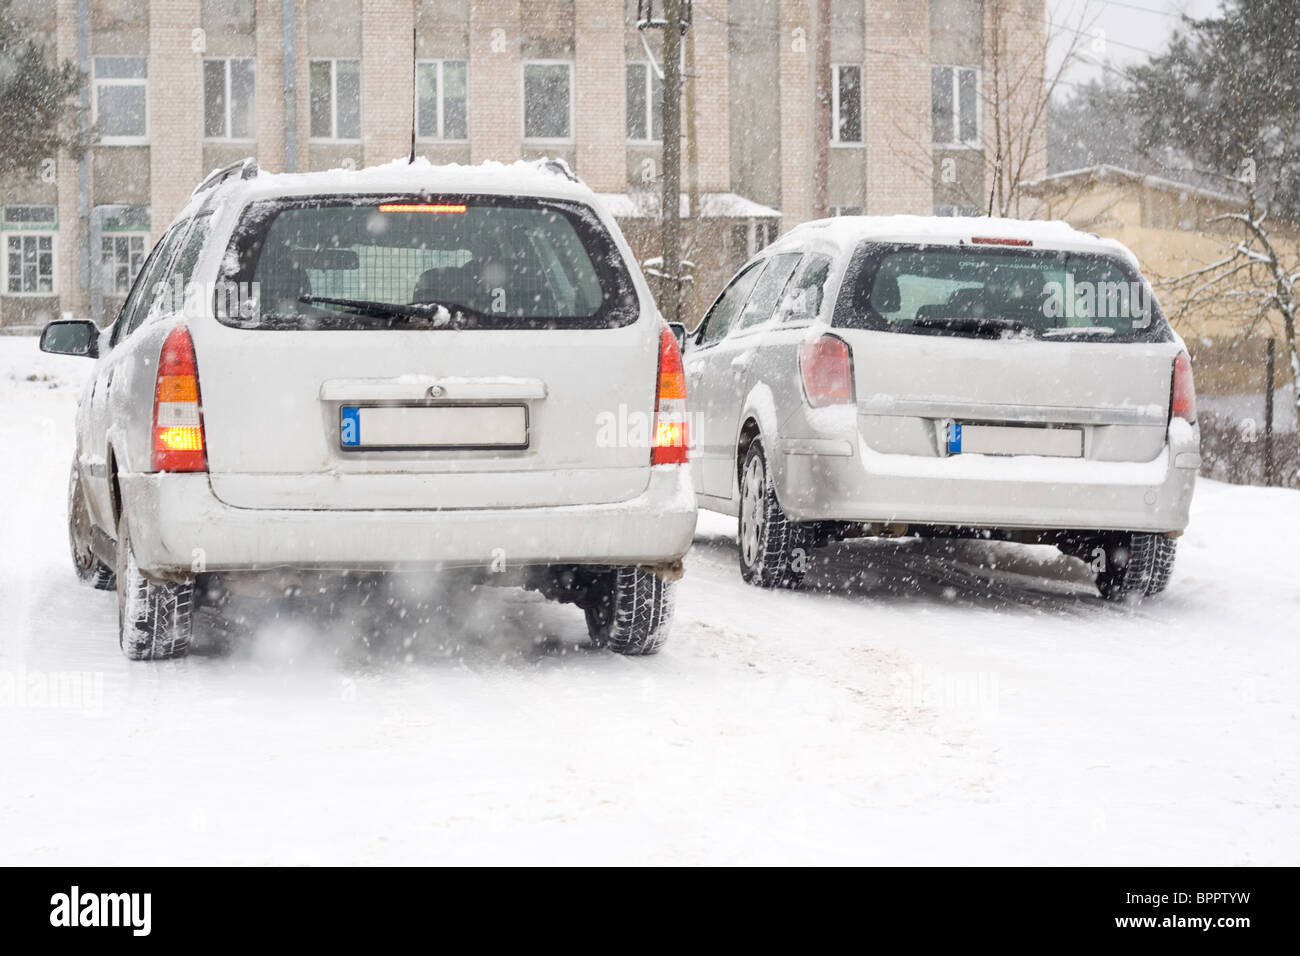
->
[971,236,1033,247]
[652,325,688,465]
[1171,351,1196,423]
[151,326,207,472]
[799,334,854,407]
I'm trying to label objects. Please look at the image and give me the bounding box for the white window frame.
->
[415,59,468,143]
[100,231,149,297]
[830,63,863,146]
[4,231,57,297]
[203,56,256,142]
[310,58,362,143]
[626,61,662,144]
[932,64,980,148]
[93,57,148,146]
[522,60,575,144]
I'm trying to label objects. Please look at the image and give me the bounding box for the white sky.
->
[1046,0,1225,92]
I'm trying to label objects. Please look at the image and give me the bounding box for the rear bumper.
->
[774,427,1199,534]
[118,465,697,575]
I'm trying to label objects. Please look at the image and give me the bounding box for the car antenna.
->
[408,26,417,164]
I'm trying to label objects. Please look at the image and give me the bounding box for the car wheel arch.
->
[733,383,782,498]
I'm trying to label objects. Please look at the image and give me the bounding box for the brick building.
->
[0,0,1046,329]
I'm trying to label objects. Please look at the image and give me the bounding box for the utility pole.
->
[661,0,684,325]
[685,16,699,224]
[638,1,691,323]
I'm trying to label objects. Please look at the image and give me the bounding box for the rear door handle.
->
[730,351,754,373]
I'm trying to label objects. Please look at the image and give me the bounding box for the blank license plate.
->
[340,405,528,450]
[947,423,1082,458]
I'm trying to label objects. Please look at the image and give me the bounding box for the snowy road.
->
[1,337,1297,865]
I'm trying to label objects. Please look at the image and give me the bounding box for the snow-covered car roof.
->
[779,215,1141,267]
[181,156,601,221]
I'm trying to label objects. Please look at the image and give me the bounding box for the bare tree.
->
[1160,180,1300,417]
[889,0,1098,218]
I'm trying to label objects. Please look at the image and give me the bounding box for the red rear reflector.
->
[970,236,1033,246]
[1172,351,1197,423]
[152,326,207,473]
[652,325,689,465]
[799,334,854,407]
[377,203,468,213]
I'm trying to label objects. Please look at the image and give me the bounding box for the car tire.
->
[1095,531,1178,601]
[738,441,809,589]
[115,513,195,660]
[68,462,115,590]
[583,567,674,656]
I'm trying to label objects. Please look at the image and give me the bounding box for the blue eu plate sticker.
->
[947,422,962,455]
[341,407,361,447]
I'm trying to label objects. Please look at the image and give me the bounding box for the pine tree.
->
[1128,0,1300,222]
[0,0,85,180]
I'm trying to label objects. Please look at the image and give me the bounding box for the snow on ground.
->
[0,335,1296,865]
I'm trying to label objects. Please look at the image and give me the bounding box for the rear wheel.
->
[583,567,674,656]
[116,513,195,660]
[68,463,114,590]
[1094,532,1178,601]
[738,441,809,589]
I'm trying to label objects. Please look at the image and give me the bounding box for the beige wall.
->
[864,0,933,214]
[148,0,204,243]
[469,0,522,163]
[778,0,815,225]
[362,0,417,166]
[575,0,627,191]
[13,0,1047,328]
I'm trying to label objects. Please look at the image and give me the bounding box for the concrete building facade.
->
[0,0,1046,329]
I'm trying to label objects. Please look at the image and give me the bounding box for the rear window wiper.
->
[909,315,1031,337]
[299,295,458,325]
[1040,326,1116,339]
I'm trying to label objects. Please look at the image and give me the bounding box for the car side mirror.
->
[39,319,100,359]
[668,322,688,353]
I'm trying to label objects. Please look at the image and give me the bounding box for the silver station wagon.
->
[41,159,695,659]
[682,216,1199,601]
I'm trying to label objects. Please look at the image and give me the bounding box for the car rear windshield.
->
[832,243,1173,342]
[215,194,639,330]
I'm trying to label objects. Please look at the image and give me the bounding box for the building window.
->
[729,219,780,266]
[3,205,57,228]
[626,62,663,142]
[831,65,862,144]
[204,58,256,140]
[5,234,54,295]
[416,60,468,141]
[94,56,148,144]
[932,65,979,146]
[309,59,361,141]
[102,234,147,295]
[3,206,57,295]
[523,62,573,141]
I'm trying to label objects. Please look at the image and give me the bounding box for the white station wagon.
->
[683,216,1199,600]
[41,158,695,659]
